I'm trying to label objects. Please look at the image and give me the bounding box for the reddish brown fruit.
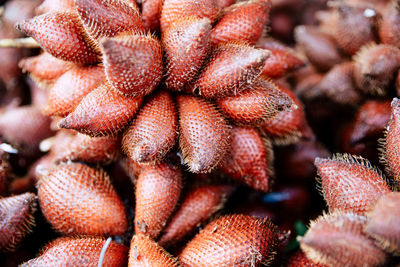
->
[122,91,177,163]
[379,1,400,47]
[354,44,400,96]
[287,251,327,267]
[193,43,270,98]
[21,237,128,267]
[216,0,235,9]
[299,212,387,267]
[158,185,233,247]
[221,126,273,192]
[177,95,231,173]
[315,154,390,214]
[59,82,143,137]
[38,162,127,236]
[0,193,36,252]
[217,78,293,125]
[142,0,164,32]
[44,66,105,117]
[210,0,271,46]
[163,17,212,92]
[179,214,281,266]
[36,0,75,13]
[0,152,10,196]
[135,163,182,239]
[101,33,163,97]
[129,234,181,267]
[17,12,101,64]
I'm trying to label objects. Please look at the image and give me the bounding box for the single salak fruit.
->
[179,214,281,266]
[217,78,293,125]
[354,44,400,96]
[210,0,271,46]
[314,154,391,214]
[21,237,128,267]
[38,162,127,236]
[141,0,164,32]
[365,192,400,255]
[17,11,101,64]
[287,251,327,267]
[59,82,143,137]
[44,65,105,117]
[163,16,212,92]
[129,234,181,267]
[101,33,163,97]
[193,42,270,98]
[0,193,36,251]
[299,212,387,267]
[35,0,75,14]
[158,184,233,247]
[177,95,231,173]
[122,91,177,163]
[379,0,400,48]
[135,163,182,239]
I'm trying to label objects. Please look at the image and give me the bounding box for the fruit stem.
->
[0,37,40,48]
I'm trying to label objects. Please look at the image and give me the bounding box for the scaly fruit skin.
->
[177,95,231,173]
[314,154,390,215]
[179,214,280,267]
[299,212,387,267]
[20,237,128,267]
[379,1,400,48]
[129,234,182,267]
[135,163,182,239]
[38,162,127,236]
[0,193,36,252]
[141,0,164,32]
[287,251,327,267]
[123,91,177,163]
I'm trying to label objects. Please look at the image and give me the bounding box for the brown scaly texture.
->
[129,234,182,267]
[365,192,400,255]
[142,0,164,32]
[44,65,105,117]
[220,126,273,192]
[177,95,231,173]
[16,11,101,64]
[59,82,143,137]
[299,212,387,267]
[0,193,36,252]
[315,154,390,215]
[38,162,127,236]
[193,42,270,98]
[21,237,128,267]
[101,33,163,97]
[158,185,233,247]
[163,16,212,92]
[123,91,177,163]
[135,163,182,239]
[179,214,280,267]
[287,251,327,267]
[210,0,271,46]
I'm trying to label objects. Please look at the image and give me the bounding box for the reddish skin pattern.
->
[354,44,400,96]
[210,0,271,46]
[21,237,128,267]
[349,100,391,144]
[101,33,163,97]
[287,251,327,267]
[217,78,293,126]
[142,0,164,32]
[35,0,75,14]
[256,38,304,78]
[216,0,236,9]
[17,12,101,64]
[365,192,400,255]
[160,0,219,33]
[129,234,181,267]
[177,95,231,173]
[0,152,10,196]
[44,66,105,117]
[379,2,400,47]
[163,17,212,92]
[220,127,272,192]
[158,185,233,247]
[300,212,386,267]
[384,98,400,186]
[179,214,280,267]
[59,82,143,137]
[38,163,127,236]
[75,0,144,43]
[193,43,270,99]
[0,193,36,252]
[315,154,390,215]
[135,163,182,239]
[122,91,177,163]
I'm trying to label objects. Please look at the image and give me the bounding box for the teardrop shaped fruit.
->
[177,95,231,173]
[38,162,127,236]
